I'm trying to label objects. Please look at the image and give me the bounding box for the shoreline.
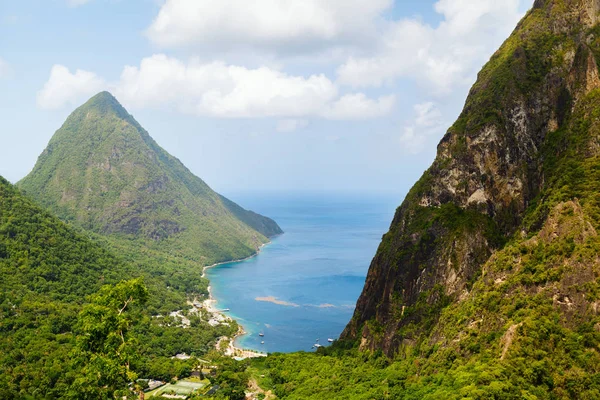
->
[201,240,274,359]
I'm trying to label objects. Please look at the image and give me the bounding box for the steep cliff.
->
[343,0,600,356]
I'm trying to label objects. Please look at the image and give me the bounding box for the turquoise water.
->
[205,192,400,353]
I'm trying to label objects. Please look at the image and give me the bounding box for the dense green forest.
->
[0,176,236,398]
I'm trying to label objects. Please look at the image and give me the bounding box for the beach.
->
[201,244,270,359]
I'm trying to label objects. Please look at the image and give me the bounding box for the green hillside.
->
[0,176,238,398]
[5,92,283,398]
[18,91,281,268]
[0,175,128,397]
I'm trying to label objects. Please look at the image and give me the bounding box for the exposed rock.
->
[342,0,600,356]
[500,323,523,360]
[467,189,488,205]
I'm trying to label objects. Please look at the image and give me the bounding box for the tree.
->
[67,278,148,399]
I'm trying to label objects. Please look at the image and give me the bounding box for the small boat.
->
[314,343,322,348]
[328,338,334,342]
[259,332,264,337]
[261,341,265,344]
[315,338,319,342]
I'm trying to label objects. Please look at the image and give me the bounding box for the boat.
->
[328,338,334,342]
[315,338,319,342]
[259,332,264,337]
[314,343,322,348]
[261,341,265,344]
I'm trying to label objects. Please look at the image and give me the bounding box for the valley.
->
[3,0,600,399]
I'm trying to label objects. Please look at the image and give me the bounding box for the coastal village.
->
[141,289,268,399]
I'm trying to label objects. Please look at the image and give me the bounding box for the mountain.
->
[342,0,600,356]
[10,91,281,396]
[18,92,282,266]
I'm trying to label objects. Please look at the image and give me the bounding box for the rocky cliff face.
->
[342,0,600,356]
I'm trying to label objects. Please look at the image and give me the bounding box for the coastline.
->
[201,241,273,359]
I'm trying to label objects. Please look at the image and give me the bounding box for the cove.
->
[205,192,399,353]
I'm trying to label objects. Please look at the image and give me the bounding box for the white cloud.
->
[115,55,338,118]
[67,0,92,6]
[276,119,309,133]
[400,102,445,154]
[337,0,525,95]
[324,93,396,120]
[143,0,527,97]
[38,55,394,120]
[37,65,105,110]
[115,55,394,119]
[146,0,392,53]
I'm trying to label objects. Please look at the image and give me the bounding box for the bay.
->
[205,192,400,353]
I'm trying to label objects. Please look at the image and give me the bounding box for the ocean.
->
[205,192,400,353]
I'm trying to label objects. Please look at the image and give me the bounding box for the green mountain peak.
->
[72,91,132,122]
[83,90,122,109]
[19,92,282,266]
[81,91,129,115]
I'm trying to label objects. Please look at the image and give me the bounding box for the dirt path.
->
[246,378,276,400]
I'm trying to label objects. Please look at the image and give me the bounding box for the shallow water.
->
[205,192,399,353]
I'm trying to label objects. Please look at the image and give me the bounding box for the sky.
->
[0,0,533,196]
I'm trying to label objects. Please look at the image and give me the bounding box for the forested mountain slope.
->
[18,92,282,268]
[343,0,600,356]
[245,1,600,398]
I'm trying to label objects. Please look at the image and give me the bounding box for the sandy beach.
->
[201,243,271,359]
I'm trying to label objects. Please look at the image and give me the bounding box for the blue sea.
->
[205,192,400,353]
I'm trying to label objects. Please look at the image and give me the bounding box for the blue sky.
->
[0,0,532,196]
